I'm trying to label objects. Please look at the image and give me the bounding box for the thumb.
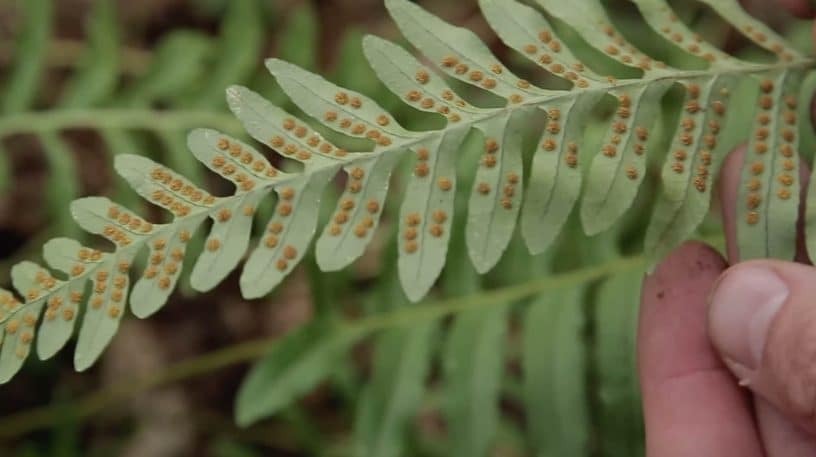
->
[709,260,816,433]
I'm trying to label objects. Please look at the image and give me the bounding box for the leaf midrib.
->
[0,58,811,323]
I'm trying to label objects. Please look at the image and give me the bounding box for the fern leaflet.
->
[0,0,814,384]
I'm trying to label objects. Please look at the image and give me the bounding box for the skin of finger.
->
[725,260,816,434]
[756,398,816,456]
[775,0,815,17]
[639,241,763,457]
[717,147,811,264]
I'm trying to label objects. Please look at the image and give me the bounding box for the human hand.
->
[638,2,816,455]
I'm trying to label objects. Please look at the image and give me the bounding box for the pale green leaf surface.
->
[697,0,805,60]
[74,252,132,371]
[658,77,723,201]
[188,129,285,188]
[0,289,15,377]
[267,59,417,143]
[69,196,185,319]
[0,263,47,382]
[316,154,402,271]
[467,110,528,273]
[38,238,105,360]
[631,0,741,68]
[582,81,673,235]
[441,161,504,457]
[522,92,602,254]
[158,131,207,199]
[385,0,553,98]
[240,168,337,299]
[114,154,217,215]
[362,35,484,122]
[479,0,604,84]
[535,0,671,74]
[70,197,156,243]
[225,85,345,164]
[399,128,469,302]
[129,217,205,318]
[37,239,92,359]
[738,70,804,260]
[191,190,269,293]
[645,76,739,266]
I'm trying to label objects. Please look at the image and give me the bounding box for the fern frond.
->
[1,0,815,384]
[594,269,644,455]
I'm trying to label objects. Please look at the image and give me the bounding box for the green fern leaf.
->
[316,153,400,271]
[1,0,815,385]
[60,0,119,108]
[241,168,337,299]
[37,238,88,359]
[523,285,590,456]
[466,110,529,273]
[644,75,740,265]
[441,140,506,457]
[581,82,673,234]
[0,262,48,381]
[235,321,359,427]
[737,70,805,260]
[595,270,645,457]
[355,322,437,457]
[386,0,550,99]
[190,0,263,109]
[1,0,52,114]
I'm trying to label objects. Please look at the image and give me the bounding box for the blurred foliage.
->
[0,0,810,456]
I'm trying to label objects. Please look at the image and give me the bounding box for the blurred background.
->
[0,0,812,456]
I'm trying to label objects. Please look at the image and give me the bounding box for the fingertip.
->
[777,0,815,17]
[640,241,729,381]
[709,259,816,434]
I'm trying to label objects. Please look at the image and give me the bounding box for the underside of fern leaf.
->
[1,0,815,382]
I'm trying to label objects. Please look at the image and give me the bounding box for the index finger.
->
[776,0,815,17]
[638,242,764,457]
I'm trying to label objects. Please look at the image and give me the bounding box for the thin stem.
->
[0,109,243,137]
[0,237,722,440]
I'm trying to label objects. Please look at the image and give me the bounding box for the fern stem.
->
[1,60,811,140]
[0,109,242,137]
[0,234,724,440]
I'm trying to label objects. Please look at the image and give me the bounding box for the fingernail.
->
[709,267,788,371]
